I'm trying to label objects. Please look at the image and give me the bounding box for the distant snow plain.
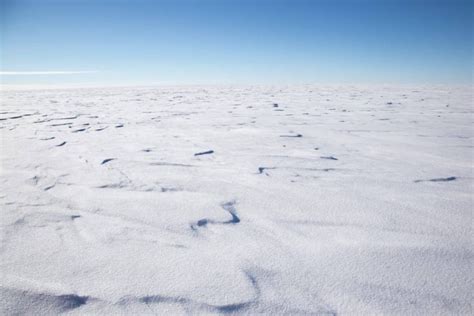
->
[0,85,472,314]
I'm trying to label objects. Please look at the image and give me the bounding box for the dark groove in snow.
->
[414,176,457,183]
[191,200,240,230]
[194,150,214,156]
[280,134,302,138]
[101,158,116,165]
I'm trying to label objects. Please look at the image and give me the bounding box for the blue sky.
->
[1,0,472,86]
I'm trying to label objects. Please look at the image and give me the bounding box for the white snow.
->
[0,85,472,314]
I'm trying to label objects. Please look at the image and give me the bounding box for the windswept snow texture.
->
[0,85,472,315]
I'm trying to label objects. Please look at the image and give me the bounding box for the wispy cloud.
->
[0,71,97,75]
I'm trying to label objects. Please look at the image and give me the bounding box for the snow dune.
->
[0,85,472,314]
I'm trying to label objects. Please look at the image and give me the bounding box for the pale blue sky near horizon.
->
[1,0,472,86]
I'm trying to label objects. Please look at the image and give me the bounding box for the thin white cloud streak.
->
[0,71,98,75]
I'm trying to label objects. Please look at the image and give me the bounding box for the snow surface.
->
[0,85,472,315]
